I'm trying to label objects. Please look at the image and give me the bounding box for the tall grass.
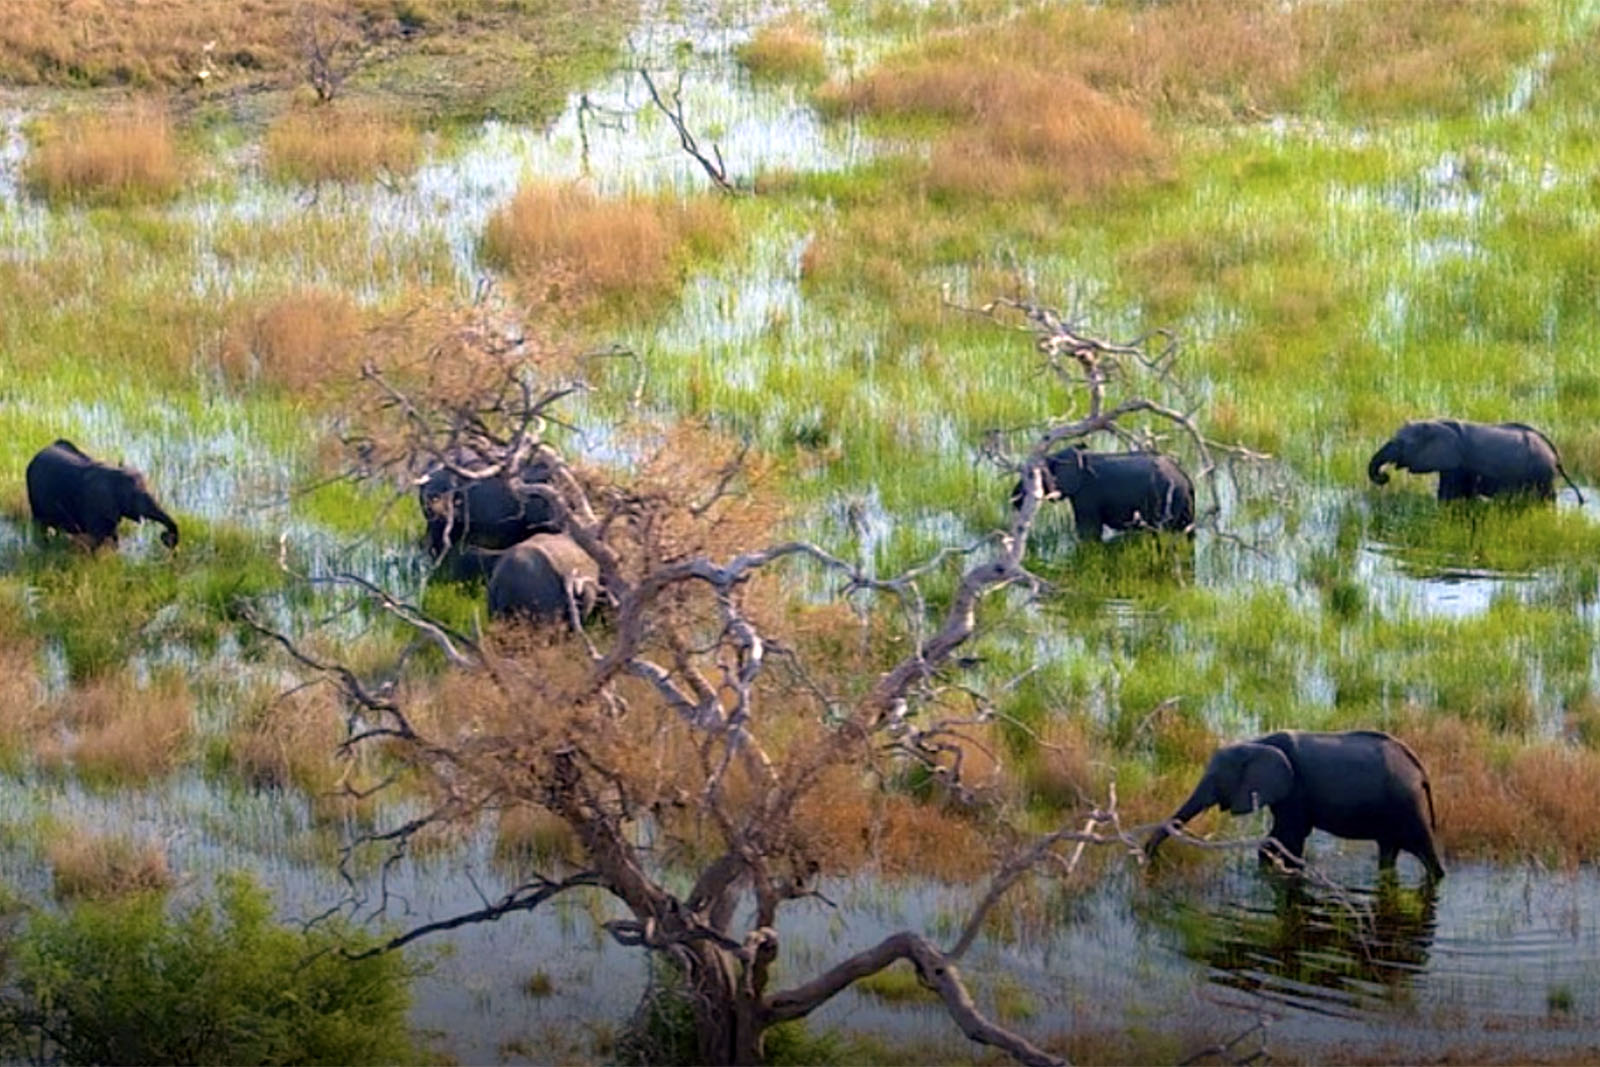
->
[264,107,423,185]
[48,830,173,900]
[737,18,826,84]
[219,289,363,392]
[481,183,737,319]
[23,105,182,206]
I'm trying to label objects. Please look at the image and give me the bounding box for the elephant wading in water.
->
[1368,418,1583,503]
[1145,730,1444,883]
[1011,446,1194,540]
[26,440,179,550]
[418,449,561,561]
[488,533,605,627]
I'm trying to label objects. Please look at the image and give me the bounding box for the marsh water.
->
[5,0,1600,1062]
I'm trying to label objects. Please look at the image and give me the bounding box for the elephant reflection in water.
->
[1179,878,1439,1015]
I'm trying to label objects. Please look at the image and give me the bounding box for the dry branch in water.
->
[258,297,1282,1065]
[640,67,744,194]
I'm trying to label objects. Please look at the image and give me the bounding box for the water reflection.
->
[1174,876,1438,1019]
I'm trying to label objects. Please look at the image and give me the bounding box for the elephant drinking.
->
[26,439,179,550]
[1144,729,1444,882]
[1368,418,1582,503]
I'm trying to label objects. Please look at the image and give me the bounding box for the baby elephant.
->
[487,533,604,627]
[26,439,179,550]
[1368,418,1582,503]
[1145,729,1444,882]
[1011,446,1194,540]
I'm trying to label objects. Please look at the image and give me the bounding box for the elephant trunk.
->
[1367,439,1401,486]
[151,507,180,549]
[1143,782,1216,860]
[137,497,179,548]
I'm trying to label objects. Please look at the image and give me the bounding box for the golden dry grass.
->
[224,683,347,795]
[33,671,193,785]
[0,0,418,88]
[23,104,182,205]
[49,829,173,900]
[219,289,363,392]
[264,106,422,185]
[1404,713,1600,866]
[481,183,736,318]
[737,18,826,84]
[822,60,1166,201]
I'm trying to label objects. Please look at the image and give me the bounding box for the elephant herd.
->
[1020,417,1582,539]
[25,412,1577,882]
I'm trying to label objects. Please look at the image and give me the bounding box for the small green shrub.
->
[0,872,415,1065]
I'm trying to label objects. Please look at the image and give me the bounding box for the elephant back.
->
[487,533,600,623]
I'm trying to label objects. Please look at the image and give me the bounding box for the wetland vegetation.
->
[4,0,1600,1063]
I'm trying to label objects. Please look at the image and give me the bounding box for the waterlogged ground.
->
[6,0,1600,1062]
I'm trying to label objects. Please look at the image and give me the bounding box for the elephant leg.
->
[1072,504,1103,542]
[1260,815,1309,871]
[1437,470,1476,501]
[1405,833,1446,882]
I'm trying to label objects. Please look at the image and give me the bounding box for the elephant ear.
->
[1043,449,1086,497]
[1228,743,1294,815]
[1404,420,1464,474]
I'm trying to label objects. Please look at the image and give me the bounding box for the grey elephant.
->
[1368,418,1582,503]
[487,533,605,627]
[1144,729,1444,882]
[418,448,561,560]
[1011,446,1194,540]
[416,444,566,563]
[26,439,179,550]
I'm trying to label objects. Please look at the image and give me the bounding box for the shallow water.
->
[5,2,1600,1063]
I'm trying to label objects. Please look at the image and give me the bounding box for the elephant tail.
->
[1507,423,1585,505]
[1389,734,1438,831]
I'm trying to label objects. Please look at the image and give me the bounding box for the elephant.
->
[1144,729,1444,882]
[1011,446,1194,540]
[418,449,561,560]
[25,439,179,550]
[1367,418,1583,503]
[487,533,605,627]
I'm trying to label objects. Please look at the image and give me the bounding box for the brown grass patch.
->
[481,183,736,319]
[820,0,1539,205]
[823,60,1166,202]
[32,671,192,786]
[219,289,363,392]
[23,104,181,206]
[737,18,826,84]
[48,830,173,900]
[225,683,347,795]
[0,0,428,88]
[1404,713,1600,865]
[264,106,423,185]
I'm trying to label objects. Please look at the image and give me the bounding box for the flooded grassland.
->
[5,0,1600,1062]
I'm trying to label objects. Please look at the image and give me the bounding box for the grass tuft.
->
[48,830,173,900]
[263,106,422,185]
[24,104,182,206]
[481,183,737,320]
[737,18,826,84]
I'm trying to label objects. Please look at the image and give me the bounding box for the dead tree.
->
[298,5,364,104]
[640,68,743,195]
[259,302,1274,1066]
[949,287,1271,536]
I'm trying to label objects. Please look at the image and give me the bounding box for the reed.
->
[263,107,422,185]
[23,105,182,206]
